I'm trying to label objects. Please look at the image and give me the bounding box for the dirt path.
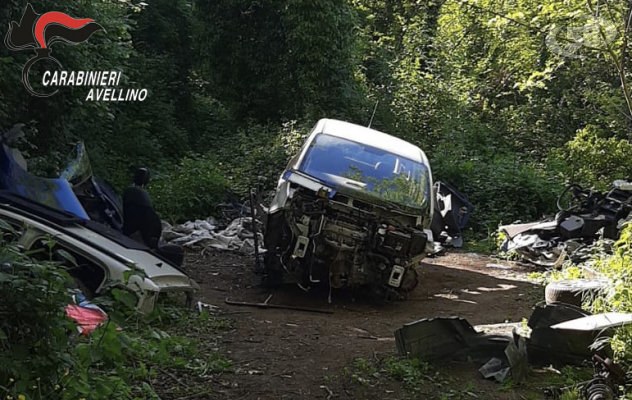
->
[182,250,542,399]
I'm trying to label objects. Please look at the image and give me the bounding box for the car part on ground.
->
[479,357,510,382]
[516,303,615,367]
[430,181,473,249]
[545,355,629,400]
[505,336,529,383]
[264,119,435,301]
[394,317,510,362]
[478,336,529,384]
[499,181,632,267]
[551,313,632,331]
[394,317,533,383]
[545,279,611,307]
[396,304,632,389]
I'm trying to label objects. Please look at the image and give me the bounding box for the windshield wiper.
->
[345,180,367,189]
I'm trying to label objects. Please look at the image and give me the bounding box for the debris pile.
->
[499,180,632,267]
[162,217,266,255]
[395,304,632,398]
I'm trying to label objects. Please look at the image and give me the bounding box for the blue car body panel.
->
[0,144,89,219]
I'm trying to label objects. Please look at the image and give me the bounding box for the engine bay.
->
[264,185,428,300]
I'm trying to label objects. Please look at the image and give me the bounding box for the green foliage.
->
[432,151,564,231]
[346,356,435,391]
[0,239,75,399]
[149,157,228,224]
[212,121,310,197]
[1,0,632,229]
[195,0,366,121]
[0,234,232,400]
[559,125,632,190]
[1,0,134,180]
[383,357,432,391]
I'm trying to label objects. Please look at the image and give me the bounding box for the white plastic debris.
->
[613,180,632,191]
[162,217,266,255]
[551,312,632,331]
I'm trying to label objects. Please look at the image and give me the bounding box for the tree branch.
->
[588,0,632,122]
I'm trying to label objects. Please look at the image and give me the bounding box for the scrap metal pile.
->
[499,180,632,267]
[395,304,632,399]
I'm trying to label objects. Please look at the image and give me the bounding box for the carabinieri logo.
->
[5,4,147,101]
[4,4,103,97]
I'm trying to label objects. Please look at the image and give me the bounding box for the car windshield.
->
[299,134,431,209]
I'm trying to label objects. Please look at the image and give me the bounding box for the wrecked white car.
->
[0,125,199,312]
[263,119,434,300]
[0,193,199,313]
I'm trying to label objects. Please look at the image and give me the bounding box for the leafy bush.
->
[212,121,309,197]
[149,157,228,223]
[431,152,564,232]
[0,235,138,400]
[383,357,432,390]
[0,234,232,400]
[559,125,632,190]
[0,238,75,399]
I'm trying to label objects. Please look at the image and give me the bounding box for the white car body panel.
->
[0,206,198,313]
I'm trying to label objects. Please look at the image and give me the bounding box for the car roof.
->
[315,119,427,164]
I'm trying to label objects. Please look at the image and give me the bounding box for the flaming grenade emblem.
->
[4,4,103,97]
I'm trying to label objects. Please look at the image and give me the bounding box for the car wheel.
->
[544,279,610,307]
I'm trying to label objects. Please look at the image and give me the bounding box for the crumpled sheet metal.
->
[479,335,528,384]
[505,336,528,383]
[394,317,509,363]
[162,217,266,255]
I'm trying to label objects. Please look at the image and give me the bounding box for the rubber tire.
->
[544,279,610,307]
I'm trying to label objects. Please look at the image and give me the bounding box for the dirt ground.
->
[181,250,545,400]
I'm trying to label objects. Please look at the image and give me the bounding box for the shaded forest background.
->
[1,0,632,235]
